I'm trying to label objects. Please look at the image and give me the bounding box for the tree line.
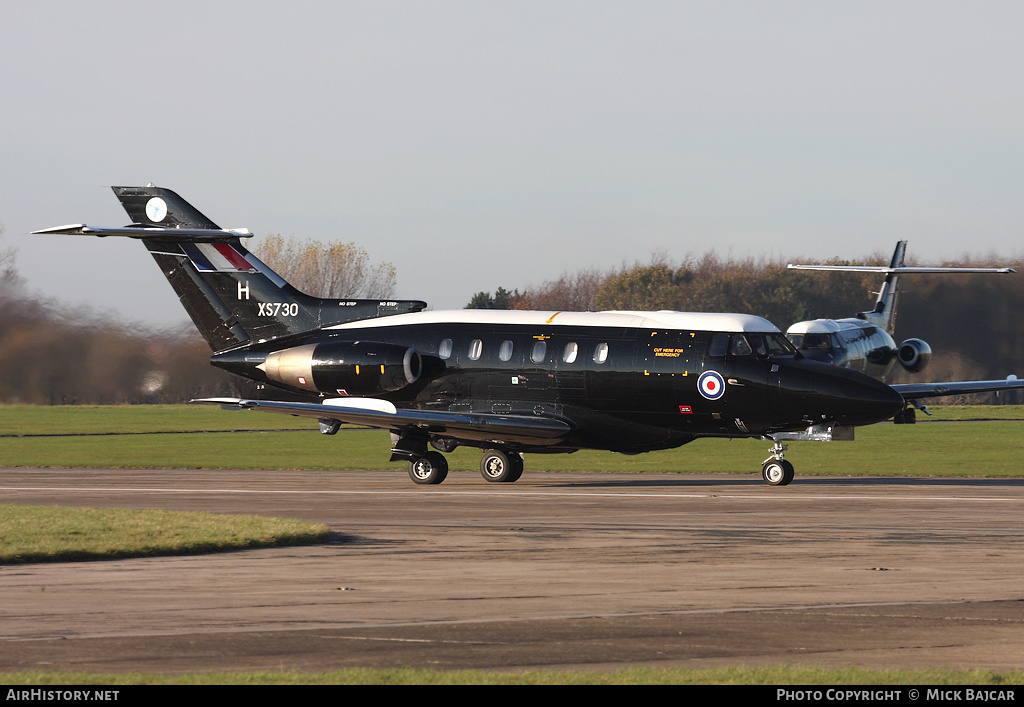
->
[1,232,1020,404]
[0,235,395,404]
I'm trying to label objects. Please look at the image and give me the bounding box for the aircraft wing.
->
[194,397,573,446]
[891,378,1024,400]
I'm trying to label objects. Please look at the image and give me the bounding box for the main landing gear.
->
[762,442,794,486]
[479,449,524,483]
[892,407,916,424]
[396,433,524,485]
[408,451,448,485]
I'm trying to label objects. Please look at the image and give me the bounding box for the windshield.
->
[729,333,798,358]
[789,332,831,351]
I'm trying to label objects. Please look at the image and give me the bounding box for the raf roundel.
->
[697,370,726,400]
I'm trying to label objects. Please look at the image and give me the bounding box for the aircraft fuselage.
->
[786,318,899,379]
[211,310,904,455]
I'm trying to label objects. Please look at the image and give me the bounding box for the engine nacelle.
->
[258,341,422,395]
[896,338,931,373]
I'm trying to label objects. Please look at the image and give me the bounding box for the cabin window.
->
[709,333,729,357]
[468,339,483,361]
[563,342,578,363]
[439,338,453,360]
[531,340,547,363]
[499,340,514,362]
[593,342,609,364]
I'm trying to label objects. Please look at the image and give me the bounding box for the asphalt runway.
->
[2,466,1024,675]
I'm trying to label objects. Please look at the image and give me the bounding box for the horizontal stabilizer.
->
[787,265,1014,274]
[193,397,572,446]
[32,224,253,240]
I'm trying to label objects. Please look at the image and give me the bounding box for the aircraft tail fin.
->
[34,186,426,354]
[113,185,221,229]
[788,241,1014,335]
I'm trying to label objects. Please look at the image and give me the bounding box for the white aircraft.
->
[786,241,1017,422]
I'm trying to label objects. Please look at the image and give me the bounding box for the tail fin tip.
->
[111,185,221,230]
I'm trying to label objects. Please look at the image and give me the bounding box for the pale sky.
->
[2,1,1021,327]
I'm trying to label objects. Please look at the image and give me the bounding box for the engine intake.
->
[897,338,931,373]
[258,341,422,395]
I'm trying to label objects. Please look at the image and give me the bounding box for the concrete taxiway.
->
[2,467,1024,674]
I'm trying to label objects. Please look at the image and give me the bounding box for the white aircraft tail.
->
[788,241,1014,334]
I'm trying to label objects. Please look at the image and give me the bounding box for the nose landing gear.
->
[762,442,794,486]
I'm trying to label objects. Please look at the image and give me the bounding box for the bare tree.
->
[0,222,22,296]
[255,234,397,299]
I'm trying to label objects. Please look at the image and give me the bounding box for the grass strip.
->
[0,404,314,436]
[0,504,332,564]
[2,421,1023,477]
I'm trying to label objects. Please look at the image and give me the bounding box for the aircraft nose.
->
[777,361,904,427]
[836,373,905,426]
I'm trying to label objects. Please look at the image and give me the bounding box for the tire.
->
[762,459,794,486]
[409,451,448,485]
[480,449,515,482]
[507,454,524,483]
[781,459,795,485]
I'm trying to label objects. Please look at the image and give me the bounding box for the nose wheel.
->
[762,443,794,486]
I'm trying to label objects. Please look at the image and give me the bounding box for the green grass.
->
[2,666,1023,685]
[1,404,1022,477]
[0,404,313,435]
[0,504,332,564]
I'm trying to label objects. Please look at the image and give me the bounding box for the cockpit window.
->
[730,335,753,356]
[794,333,831,350]
[709,333,729,357]
[763,333,798,356]
[732,333,797,358]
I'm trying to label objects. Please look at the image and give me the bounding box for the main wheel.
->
[480,449,517,482]
[762,459,794,486]
[507,453,524,482]
[893,407,917,425]
[409,451,448,485]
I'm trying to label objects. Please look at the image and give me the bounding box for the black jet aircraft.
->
[34,187,1022,487]
[786,241,1020,422]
